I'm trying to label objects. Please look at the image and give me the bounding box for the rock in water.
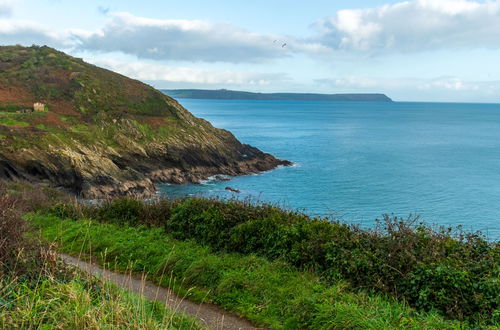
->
[225,187,241,193]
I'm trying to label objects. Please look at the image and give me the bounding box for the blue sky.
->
[2,0,500,102]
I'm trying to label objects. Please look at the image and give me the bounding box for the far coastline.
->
[162,89,392,102]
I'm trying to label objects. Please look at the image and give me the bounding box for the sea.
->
[158,99,500,240]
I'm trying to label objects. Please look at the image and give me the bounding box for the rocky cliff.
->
[0,45,290,198]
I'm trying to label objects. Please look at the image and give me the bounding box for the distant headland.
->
[162,89,393,102]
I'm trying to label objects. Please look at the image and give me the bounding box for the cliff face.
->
[0,45,289,198]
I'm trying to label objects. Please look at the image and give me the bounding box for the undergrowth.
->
[44,197,500,326]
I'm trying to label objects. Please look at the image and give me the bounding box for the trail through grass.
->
[33,214,463,329]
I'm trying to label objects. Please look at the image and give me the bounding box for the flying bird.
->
[282,43,287,48]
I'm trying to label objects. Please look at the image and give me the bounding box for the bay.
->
[158,99,500,240]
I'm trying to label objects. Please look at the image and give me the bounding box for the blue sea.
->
[158,100,500,240]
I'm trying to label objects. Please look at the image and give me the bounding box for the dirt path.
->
[59,254,258,330]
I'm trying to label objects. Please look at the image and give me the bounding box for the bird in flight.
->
[282,43,287,48]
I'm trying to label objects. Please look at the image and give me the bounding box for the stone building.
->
[33,102,46,112]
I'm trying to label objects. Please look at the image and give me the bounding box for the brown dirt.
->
[137,115,168,128]
[38,111,68,127]
[59,254,259,330]
[48,99,80,116]
[0,86,32,105]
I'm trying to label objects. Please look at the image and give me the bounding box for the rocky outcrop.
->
[0,45,291,197]
[0,126,290,198]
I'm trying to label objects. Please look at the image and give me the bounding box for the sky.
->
[1,0,500,102]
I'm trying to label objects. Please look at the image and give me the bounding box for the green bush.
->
[46,202,80,220]
[404,262,499,322]
[98,198,142,225]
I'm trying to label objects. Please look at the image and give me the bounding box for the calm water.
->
[158,100,500,240]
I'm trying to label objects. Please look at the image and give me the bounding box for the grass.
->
[0,272,201,329]
[0,112,47,131]
[0,117,29,127]
[32,214,464,329]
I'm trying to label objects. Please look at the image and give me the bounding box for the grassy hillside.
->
[0,45,185,117]
[34,215,460,329]
[0,45,288,197]
[32,197,499,327]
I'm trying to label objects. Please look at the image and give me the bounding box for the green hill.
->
[0,45,289,197]
[162,89,393,102]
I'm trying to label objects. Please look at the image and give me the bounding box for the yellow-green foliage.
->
[0,117,29,127]
[0,274,200,329]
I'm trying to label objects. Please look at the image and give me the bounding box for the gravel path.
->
[59,254,258,330]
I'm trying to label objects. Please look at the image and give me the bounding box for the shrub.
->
[46,202,81,219]
[0,182,33,275]
[97,198,142,225]
[0,180,65,276]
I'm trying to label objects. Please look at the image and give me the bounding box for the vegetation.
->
[34,214,458,329]
[0,45,180,117]
[0,182,201,329]
[37,197,499,327]
[0,46,199,151]
[1,274,201,329]
[0,113,30,127]
[1,179,498,328]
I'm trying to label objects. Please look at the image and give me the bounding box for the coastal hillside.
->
[0,45,289,197]
[162,89,393,102]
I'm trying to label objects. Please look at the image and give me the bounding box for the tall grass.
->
[0,270,201,329]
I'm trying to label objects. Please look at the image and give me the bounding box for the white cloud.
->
[75,12,292,63]
[0,19,71,47]
[315,0,500,54]
[315,76,500,102]
[318,76,486,91]
[90,58,286,86]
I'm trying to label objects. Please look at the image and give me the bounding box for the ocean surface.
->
[158,99,500,240]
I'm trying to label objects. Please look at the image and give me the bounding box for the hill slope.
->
[163,89,393,102]
[0,45,289,197]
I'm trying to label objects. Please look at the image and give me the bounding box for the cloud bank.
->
[3,1,500,61]
[76,12,291,63]
[1,0,500,101]
[315,0,500,54]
